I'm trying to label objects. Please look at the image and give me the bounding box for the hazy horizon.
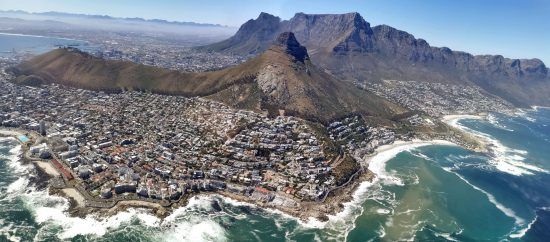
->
[0,0,549,64]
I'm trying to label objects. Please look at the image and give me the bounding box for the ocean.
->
[0,33,96,57]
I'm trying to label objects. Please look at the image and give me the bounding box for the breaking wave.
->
[443,115,548,176]
[487,113,514,132]
[1,139,230,242]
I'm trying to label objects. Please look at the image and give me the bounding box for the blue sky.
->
[1,0,549,63]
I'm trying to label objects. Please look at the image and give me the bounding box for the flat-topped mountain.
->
[9,33,406,123]
[199,12,550,107]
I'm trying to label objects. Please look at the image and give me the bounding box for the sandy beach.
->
[62,188,86,207]
[366,139,456,158]
[363,139,456,186]
[34,160,60,176]
[441,114,485,126]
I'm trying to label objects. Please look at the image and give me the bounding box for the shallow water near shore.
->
[0,108,549,242]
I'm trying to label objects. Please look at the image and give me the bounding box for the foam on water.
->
[433,231,459,241]
[0,139,225,241]
[487,114,514,131]
[318,140,455,241]
[443,115,548,176]
[18,185,227,241]
[14,182,162,240]
[509,215,537,239]
[159,218,227,242]
[159,195,230,242]
[367,141,453,186]
[0,221,22,242]
[376,225,386,238]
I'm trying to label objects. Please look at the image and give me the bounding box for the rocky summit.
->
[271,32,309,62]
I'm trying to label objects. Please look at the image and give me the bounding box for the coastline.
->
[210,138,458,229]
[0,126,486,229]
[0,32,82,42]
[441,112,548,176]
[441,114,486,125]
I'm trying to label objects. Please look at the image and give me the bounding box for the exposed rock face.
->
[271,32,309,62]
[284,12,375,53]
[197,12,281,55]
[200,12,550,106]
[371,24,549,79]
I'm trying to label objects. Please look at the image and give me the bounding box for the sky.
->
[1,0,549,63]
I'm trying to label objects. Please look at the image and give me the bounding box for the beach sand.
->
[441,114,485,126]
[62,188,86,207]
[34,160,60,176]
[365,139,456,162]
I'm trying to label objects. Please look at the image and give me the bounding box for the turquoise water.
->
[0,33,96,56]
[0,108,548,241]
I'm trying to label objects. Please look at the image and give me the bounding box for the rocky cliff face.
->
[283,12,375,53]
[198,12,282,54]
[270,32,309,62]
[372,24,549,80]
[199,12,550,106]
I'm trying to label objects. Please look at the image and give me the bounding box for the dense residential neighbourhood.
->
[95,44,247,72]
[0,61,396,212]
[364,80,515,117]
[0,40,512,213]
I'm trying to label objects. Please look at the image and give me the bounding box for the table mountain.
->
[199,12,550,107]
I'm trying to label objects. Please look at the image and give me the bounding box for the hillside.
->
[9,33,406,123]
[199,12,550,107]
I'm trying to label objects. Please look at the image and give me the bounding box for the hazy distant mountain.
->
[0,10,226,27]
[0,9,237,45]
[200,12,550,107]
[9,33,405,123]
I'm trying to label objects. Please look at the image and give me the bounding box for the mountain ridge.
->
[0,10,228,28]
[199,12,550,107]
[9,33,406,123]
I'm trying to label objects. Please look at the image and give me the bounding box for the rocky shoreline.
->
[1,118,491,225]
[3,126,375,223]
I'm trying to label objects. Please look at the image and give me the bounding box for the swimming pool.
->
[17,135,30,143]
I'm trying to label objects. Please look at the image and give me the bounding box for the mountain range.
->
[8,11,549,126]
[0,10,225,27]
[9,32,405,123]
[199,12,550,107]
